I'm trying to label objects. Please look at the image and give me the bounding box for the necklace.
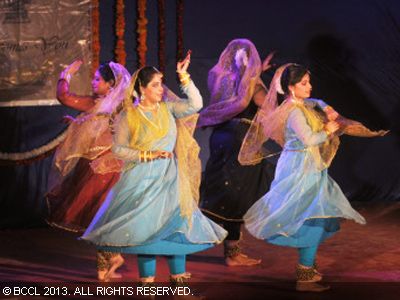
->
[289,97,304,106]
[137,103,162,130]
[138,102,160,111]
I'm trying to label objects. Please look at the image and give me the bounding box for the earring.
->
[140,94,145,102]
[291,90,298,101]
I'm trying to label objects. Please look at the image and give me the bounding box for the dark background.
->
[1,0,399,228]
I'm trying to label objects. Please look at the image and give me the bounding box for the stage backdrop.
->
[0,0,92,107]
[0,0,399,229]
[0,0,92,227]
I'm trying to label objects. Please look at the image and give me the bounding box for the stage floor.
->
[1,202,399,299]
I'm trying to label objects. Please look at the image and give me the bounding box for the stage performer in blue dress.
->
[239,63,388,292]
[82,53,227,285]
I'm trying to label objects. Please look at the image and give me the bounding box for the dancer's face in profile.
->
[140,73,164,104]
[289,73,312,100]
[92,70,113,96]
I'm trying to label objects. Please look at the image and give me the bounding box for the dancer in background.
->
[198,39,275,266]
[240,63,388,292]
[46,60,130,281]
[82,54,227,285]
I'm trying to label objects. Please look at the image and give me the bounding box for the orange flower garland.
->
[115,0,126,66]
[176,0,184,61]
[157,0,166,73]
[91,0,100,74]
[137,0,148,68]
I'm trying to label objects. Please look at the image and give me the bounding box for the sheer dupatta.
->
[239,64,388,169]
[121,69,202,224]
[53,62,131,177]
[48,63,131,195]
[198,39,263,127]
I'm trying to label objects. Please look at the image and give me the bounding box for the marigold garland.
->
[157,0,166,73]
[137,0,148,68]
[115,0,126,66]
[0,130,68,166]
[91,0,100,74]
[0,148,55,166]
[176,0,184,61]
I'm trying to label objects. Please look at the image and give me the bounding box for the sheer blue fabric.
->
[81,82,227,254]
[244,106,366,245]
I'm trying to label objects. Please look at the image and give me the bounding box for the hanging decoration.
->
[176,0,184,61]
[91,0,100,74]
[115,0,126,65]
[0,131,68,166]
[157,0,166,73]
[137,0,148,68]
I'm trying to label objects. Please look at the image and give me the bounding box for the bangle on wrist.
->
[180,79,191,87]
[147,151,151,161]
[142,151,147,163]
[140,150,154,162]
[178,71,191,86]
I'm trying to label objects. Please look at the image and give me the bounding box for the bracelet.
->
[140,151,146,163]
[178,71,191,87]
[140,151,154,163]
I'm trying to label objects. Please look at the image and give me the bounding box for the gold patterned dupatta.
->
[53,62,131,177]
[122,69,201,223]
[239,64,388,170]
